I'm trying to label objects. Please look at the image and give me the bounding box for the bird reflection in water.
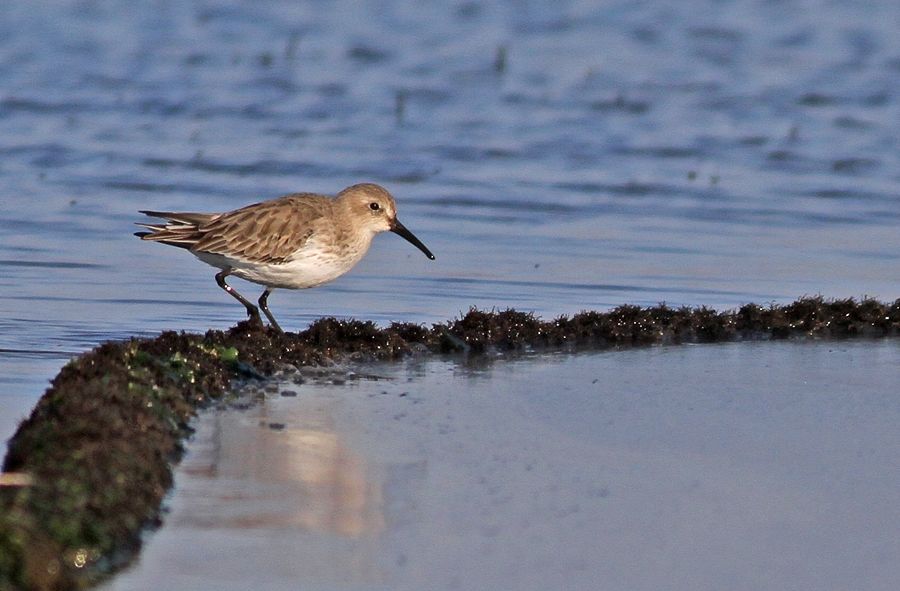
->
[179,405,384,539]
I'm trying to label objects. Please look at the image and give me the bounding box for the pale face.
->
[339,183,398,235]
[337,183,435,260]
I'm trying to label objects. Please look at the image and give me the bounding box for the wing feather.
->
[192,194,329,263]
[137,194,329,261]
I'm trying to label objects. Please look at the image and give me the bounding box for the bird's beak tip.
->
[390,218,434,260]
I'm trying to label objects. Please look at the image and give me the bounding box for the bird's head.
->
[338,183,435,260]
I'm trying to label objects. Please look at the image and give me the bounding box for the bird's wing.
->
[192,195,329,264]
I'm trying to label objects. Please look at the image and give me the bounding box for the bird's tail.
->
[135,210,217,249]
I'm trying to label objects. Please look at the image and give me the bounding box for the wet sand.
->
[105,340,900,591]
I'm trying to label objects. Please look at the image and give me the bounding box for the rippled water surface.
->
[2,1,900,433]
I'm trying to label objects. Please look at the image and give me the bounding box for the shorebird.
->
[136,183,434,332]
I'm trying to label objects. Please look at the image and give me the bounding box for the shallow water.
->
[2,1,900,427]
[104,341,900,591]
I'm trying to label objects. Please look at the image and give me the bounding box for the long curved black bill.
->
[391,219,435,260]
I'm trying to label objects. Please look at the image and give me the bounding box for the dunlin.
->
[136,183,434,332]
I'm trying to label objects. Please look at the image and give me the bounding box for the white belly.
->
[194,247,367,289]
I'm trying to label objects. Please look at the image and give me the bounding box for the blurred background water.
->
[1,0,899,437]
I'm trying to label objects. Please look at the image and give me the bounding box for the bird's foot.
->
[232,307,265,332]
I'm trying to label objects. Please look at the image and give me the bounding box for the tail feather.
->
[139,210,217,225]
[135,222,168,232]
[135,210,216,250]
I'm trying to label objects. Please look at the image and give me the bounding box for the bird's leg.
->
[215,270,261,324]
[258,288,283,333]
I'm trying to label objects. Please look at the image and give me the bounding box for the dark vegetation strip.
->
[2,296,900,590]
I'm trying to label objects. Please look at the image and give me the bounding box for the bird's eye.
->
[369,202,380,211]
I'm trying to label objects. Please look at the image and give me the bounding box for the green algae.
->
[2,296,900,590]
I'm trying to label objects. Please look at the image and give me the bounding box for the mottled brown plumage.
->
[136,183,434,332]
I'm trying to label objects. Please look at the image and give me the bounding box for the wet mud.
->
[2,296,900,590]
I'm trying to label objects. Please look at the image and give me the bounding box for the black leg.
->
[215,270,261,323]
[258,288,283,333]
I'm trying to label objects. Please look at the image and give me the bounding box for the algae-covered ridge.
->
[3,297,900,590]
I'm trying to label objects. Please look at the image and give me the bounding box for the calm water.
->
[2,1,900,435]
[105,342,900,591]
